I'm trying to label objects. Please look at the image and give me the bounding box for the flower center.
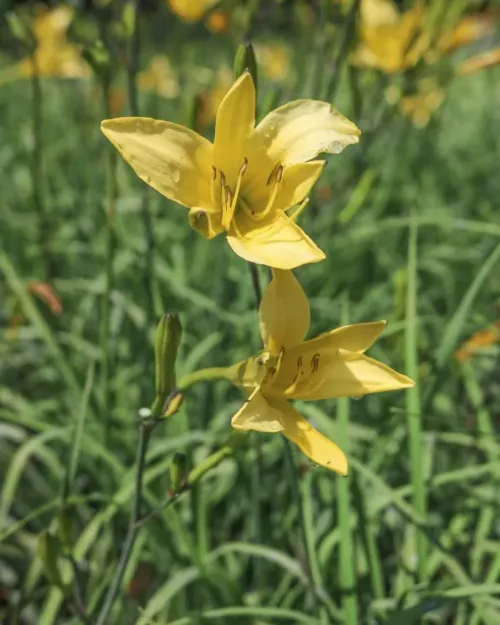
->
[211,159,284,233]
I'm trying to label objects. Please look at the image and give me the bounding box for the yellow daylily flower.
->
[18,5,89,79]
[137,55,180,99]
[255,42,291,82]
[386,79,445,128]
[352,0,493,73]
[224,270,414,474]
[167,0,218,22]
[101,72,360,269]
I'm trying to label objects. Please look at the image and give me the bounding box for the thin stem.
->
[127,0,158,326]
[31,53,52,280]
[178,366,233,390]
[405,210,426,582]
[95,418,153,625]
[248,263,262,308]
[100,79,118,446]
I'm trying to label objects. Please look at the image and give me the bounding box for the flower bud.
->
[169,452,189,494]
[37,531,63,587]
[233,42,257,92]
[154,313,182,403]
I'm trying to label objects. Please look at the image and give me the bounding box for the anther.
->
[211,166,217,181]
[311,354,320,374]
[240,157,248,176]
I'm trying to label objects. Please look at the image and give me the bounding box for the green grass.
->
[1,2,500,624]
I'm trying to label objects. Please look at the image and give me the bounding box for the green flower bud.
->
[169,452,189,494]
[37,531,63,587]
[233,42,258,91]
[154,313,182,407]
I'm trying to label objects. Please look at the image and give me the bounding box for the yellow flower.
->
[458,47,500,76]
[224,270,414,474]
[255,43,291,82]
[18,5,89,79]
[137,55,180,99]
[167,0,218,22]
[101,72,360,269]
[352,0,493,73]
[205,9,230,34]
[386,79,445,128]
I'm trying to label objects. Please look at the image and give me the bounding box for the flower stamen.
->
[251,164,284,222]
[220,158,248,231]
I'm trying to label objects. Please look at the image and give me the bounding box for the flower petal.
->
[255,100,360,165]
[227,211,325,269]
[301,321,387,354]
[259,269,310,354]
[213,72,255,188]
[274,161,325,212]
[231,390,284,433]
[279,347,414,401]
[101,117,213,209]
[271,399,348,475]
[188,207,224,239]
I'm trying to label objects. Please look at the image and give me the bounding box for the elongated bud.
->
[56,507,73,551]
[233,42,257,91]
[37,531,63,587]
[153,313,182,410]
[169,452,189,494]
[6,12,35,49]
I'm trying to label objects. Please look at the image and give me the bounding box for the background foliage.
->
[1,0,500,624]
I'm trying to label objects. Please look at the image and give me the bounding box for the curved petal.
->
[214,72,255,187]
[273,161,325,212]
[300,321,387,354]
[188,207,224,239]
[271,399,348,475]
[101,117,213,209]
[227,211,325,269]
[255,100,360,165]
[231,390,284,433]
[259,269,310,354]
[275,347,414,401]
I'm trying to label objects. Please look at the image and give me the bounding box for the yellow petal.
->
[360,0,400,28]
[188,207,224,239]
[214,72,255,188]
[300,321,387,354]
[272,399,348,475]
[255,100,360,165]
[101,117,213,209]
[281,347,414,401]
[259,269,310,353]
[231,390,284,433]
[274,161,325,212]
[227,211,325,269]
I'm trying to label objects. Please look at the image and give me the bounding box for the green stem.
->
[336,294,359,625]
[405,211,426,582]
[100,79,118,445]
[94,416,154,625]
[127,0,158,325]
[31,54,52,280]
[178,366,233,390]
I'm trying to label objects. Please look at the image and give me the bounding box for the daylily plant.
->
[352,0,493,73]
[221,270,414,474]
[101,72,360,269]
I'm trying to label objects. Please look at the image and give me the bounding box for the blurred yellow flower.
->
[137,55,180,99]
[196,68,233,129]
[18,5,89,79]
[167,0,218,22]
[386,79,445,128]
[101,72,360,268]
[255,43,291,82]
[352,0,493,73]
[455,321,500,362]
[458,47,500,75]
[205,9,230,33]
[224,270,414,474]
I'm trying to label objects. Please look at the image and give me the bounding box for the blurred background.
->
[1,0,500,623]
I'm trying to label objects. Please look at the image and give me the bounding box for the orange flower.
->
[455,322,500,362]
[458,48,500,76]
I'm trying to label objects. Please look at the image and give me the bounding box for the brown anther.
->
[276,165,284,183]
[220,171,226,187]
[225,185,233,206]
[311,353,320,373]
[211,165,217,180]
[240,157,248,176]
[266,163,283,186]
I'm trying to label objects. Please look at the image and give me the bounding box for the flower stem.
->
[94,415,154,625]
[100,78,118,445]
[178,366,233,390]
[31,54,52,280]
